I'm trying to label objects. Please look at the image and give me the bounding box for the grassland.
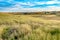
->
[0,13,60,40]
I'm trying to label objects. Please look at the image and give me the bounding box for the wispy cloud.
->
[0,0,60,12]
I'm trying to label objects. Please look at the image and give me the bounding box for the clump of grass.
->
[1,23,32,40]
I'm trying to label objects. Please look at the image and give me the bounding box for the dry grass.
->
[0,13,60,40]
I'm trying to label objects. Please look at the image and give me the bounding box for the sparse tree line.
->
[0,11,60,15]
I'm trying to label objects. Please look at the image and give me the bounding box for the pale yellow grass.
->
[0,14,60,40]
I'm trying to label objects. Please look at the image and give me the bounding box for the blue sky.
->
[0,0,60,12]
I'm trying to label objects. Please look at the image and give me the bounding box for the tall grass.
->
[0,13,60,40]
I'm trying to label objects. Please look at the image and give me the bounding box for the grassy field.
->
[0,13,60,40]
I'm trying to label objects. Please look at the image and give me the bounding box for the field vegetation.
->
[0,13,60,40]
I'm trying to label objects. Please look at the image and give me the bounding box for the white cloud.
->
[15,2,35,6]
[1,6,60,12]
[34,2,46,5]
[12,1,60,7]
[46,1,60,4]
[46,1,56,4]
[0,0,60,12]
[35,1,60,5]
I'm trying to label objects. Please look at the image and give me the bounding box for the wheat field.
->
[0,13,60,40]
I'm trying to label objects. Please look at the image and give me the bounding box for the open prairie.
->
[0,13,60,40]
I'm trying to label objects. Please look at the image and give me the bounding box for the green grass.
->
[0,13,60,40]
